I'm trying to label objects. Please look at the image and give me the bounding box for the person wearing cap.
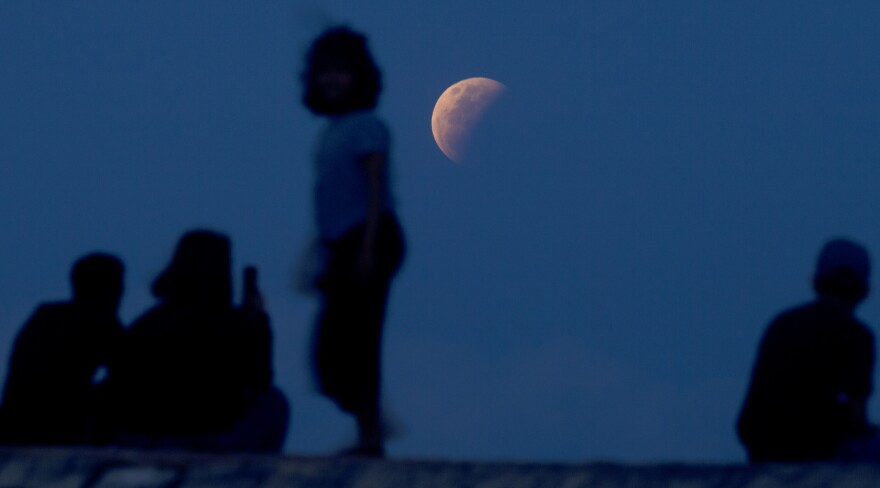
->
[736,238,874,462]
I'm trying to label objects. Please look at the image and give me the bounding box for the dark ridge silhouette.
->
[8,447,880,487]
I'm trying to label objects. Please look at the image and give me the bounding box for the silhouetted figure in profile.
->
[0,253,124,446]
[737,238,874,462]
[106,230,288,452]
[300,26,405,457]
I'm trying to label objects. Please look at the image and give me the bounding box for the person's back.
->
[106,230,284,452]
[737,238,874,462]
[114,301,271,436]
[737,299,873,461]
[0,254,124,445]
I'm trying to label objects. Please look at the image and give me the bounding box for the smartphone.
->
[244,266,258,295]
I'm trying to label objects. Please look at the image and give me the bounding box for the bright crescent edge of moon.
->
[431,77,507,163]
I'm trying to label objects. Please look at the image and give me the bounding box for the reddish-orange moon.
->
[431,77,507,163]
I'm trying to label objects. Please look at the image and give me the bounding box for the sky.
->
[1,1,879,463]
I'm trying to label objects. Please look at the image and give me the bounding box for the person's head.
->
[152,229,232,305]
[813,238,871,307]
[71,253,125,311]
[301,26,382,115]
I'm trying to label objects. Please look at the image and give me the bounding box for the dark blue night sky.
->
[1,1,878,462]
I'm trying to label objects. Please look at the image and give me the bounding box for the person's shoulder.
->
[340,110,388,133]
[331,110,390,156]
[12,302,62,342]
[758,301,819,344]
[31,301,74,315]
[126,303,175,334]
[129,303,162,323]
[767,301,814,326]
[344,109,386,124]
[22,301,75,328]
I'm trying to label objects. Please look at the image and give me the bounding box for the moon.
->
[432,77,507,163]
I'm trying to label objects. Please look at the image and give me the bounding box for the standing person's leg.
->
[313,278,388,456]
[350,281,391,456]
[311,228,362,409]
[311,228,381,456]
[312,216,404,457]
[350,216,405,455]
[312,284,361,412]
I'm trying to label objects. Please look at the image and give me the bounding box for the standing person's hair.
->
[301,26,382,115]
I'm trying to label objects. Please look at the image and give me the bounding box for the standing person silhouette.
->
[301,26,405,457]
[0,253,124,446]
[737,238,874,462]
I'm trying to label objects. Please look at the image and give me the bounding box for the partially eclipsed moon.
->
[432,77,507,163]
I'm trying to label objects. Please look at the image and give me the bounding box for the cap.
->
[815,238,870,285]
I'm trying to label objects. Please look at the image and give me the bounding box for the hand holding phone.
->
[243,265,264,310]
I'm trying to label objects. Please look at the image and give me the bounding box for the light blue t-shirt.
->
[313,110,396,241]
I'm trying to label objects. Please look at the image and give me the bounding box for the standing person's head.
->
[301,26,382,115]
[71,253,125,312]
[813,238,871,308]
[152,230,232,306]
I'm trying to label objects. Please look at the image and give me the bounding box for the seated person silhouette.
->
[0,253,124,446]
[105,229,288,452]
[737,238,874,462]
